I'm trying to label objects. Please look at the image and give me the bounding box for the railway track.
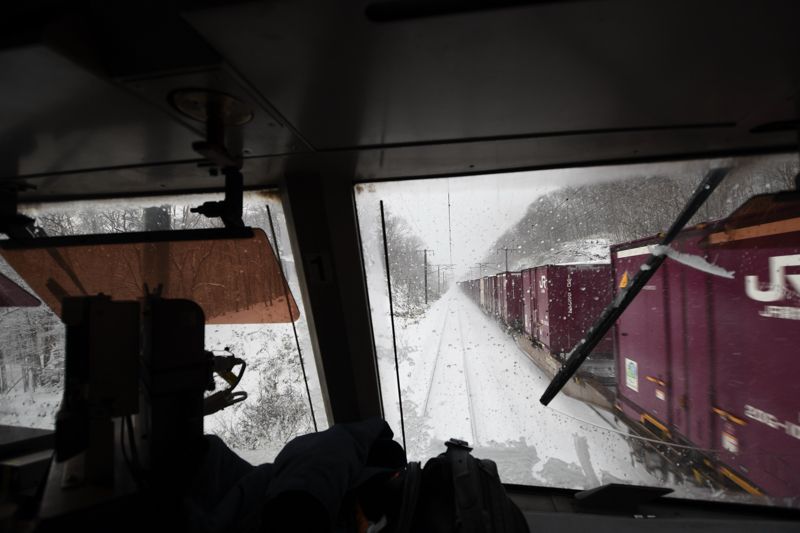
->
[421,300,451,417]
[456,306,480,447]
[421,297,480,446]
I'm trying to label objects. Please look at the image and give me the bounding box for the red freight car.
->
[522,269,535,337]
[464,278,479,303]
[612,195,800,499]
[488,274,499,317]
[458,280,477,303]
[612,230,709,445]
[479,276,491,314]
[497,271,523,330]
[471,279,480,302]
[529,264,613,358]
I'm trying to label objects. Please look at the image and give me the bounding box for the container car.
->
[479,276,490,314]
[612,197,800,499]
[529,264,613,359]
[496,271,523,330]
[522,269,535,338]
[471,279,481,303]
[488,274,499,317]
[470,279,480,302]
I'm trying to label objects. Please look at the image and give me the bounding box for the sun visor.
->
[0,272,41,307]
[0,227,299,324]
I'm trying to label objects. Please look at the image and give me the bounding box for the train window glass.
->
[355,154,799,509]
[0,192,328,463]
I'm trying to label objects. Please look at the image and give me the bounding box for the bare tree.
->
[214,332,312,449]
[381,213,434,316]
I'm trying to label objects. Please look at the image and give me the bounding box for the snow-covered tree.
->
[484,161,799,271]
[381,213,441,317]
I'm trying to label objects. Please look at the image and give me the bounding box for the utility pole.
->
[447,190,453,264]
[419,249,434,304]
[497,246,520,272]
[476,262,492,277]
[435,264,455,296]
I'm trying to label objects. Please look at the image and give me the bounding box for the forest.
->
[380,213,453,318]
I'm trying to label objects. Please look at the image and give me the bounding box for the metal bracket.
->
[189,167,244,228]
[189,102,245,228]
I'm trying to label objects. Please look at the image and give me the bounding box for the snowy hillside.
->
[483,161,798,273]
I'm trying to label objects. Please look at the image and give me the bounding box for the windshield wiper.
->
[540,167,730,406]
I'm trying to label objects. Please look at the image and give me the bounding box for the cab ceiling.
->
[2,0,798,201]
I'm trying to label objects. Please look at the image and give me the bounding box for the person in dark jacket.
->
[185,418,406,532]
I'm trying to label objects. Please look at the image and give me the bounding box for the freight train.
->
[459,193,800,502]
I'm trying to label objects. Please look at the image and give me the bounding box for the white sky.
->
[372,171,549,278]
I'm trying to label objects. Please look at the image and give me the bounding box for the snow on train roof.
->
[513,237,611,271]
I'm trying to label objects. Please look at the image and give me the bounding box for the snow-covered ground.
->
[391,288,661,488]
[0,387,61,429]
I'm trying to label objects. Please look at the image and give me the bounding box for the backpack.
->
[391,439,530,533]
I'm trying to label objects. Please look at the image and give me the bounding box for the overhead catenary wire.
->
[447,181,453,265]
[380,200,406,450]
[266,205,318,432]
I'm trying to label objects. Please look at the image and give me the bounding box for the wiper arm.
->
[540,167,730,406]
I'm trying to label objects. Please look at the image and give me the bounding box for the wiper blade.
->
[540,167,730,406]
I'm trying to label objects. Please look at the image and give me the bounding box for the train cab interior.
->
[1,1,800,531]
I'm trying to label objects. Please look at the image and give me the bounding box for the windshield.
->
[0,192,328,463]
[355,154,799,509]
